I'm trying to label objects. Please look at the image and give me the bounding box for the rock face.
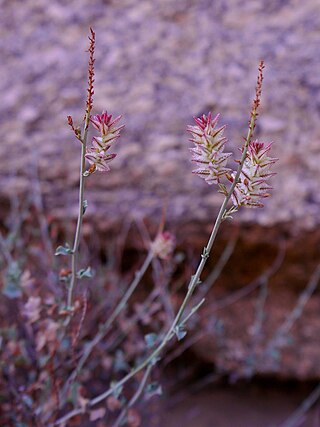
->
[1,0,320,380]
[1,0,320,228]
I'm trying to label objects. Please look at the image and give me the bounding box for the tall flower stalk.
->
[66,29,96,310]
[53,60,276,426]
[59,29,123,311]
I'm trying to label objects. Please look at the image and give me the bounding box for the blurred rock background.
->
[1,0,320,425]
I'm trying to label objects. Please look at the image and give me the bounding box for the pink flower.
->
[151,231,176,260]
[85,149,116,172]
[187,112,232,185]
[85,111,124,174]
[90,111,124,138]
[231,141,278,208]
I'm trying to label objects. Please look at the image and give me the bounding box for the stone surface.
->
[0,0,320,229]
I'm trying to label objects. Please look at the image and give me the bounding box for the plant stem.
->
[278,382,320,427]
[67,112,90,310]
[61,250,153,400]
[112,364,152,427]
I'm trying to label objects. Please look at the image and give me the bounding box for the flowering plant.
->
[0,28,282,427]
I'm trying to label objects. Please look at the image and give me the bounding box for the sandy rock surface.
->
[1,0,320,229]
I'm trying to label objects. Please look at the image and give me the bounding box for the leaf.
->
[77,266,94,279]
[24,296,41,323]
[55,244,73,256]
[21,394,33,408]
[174,326,187,341]
[144,333,158,349]
[70,382,81,407]
[114,350,129,372]
[82,199,88,214]
[89,407,106,421]
[2,261,22,299]
[145,382,162,399]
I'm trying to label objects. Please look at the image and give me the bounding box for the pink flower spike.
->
[231,140,278,208]
[85,150,116,172]
[151,231,176,260]
[90,111,124,137]
[86,110,124,173]
[187,112,231,185]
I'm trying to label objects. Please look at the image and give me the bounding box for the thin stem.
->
[61,251,153,399]
[278,383,320,427]
[67,112,90,310]
[112,365,152,427]
[267,263,320,352]
[197,233,238,299]
[204,242,285,313]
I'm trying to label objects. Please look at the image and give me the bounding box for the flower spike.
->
[231,140,278,208]
[85,111,124,174]
[187,112,232,185]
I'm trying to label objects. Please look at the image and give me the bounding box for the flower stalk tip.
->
[86,27,96,117]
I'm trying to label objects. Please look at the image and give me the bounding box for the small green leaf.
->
[114,350,129,372]
[2,261,22,299]
[144,333,158,349]
[146,382,162,398]
[174,326,187,341]
[70,382,81,406]
[22,394,33,408]
[77,266,94,279]
[83,200,88,214]
[55,244,73,256]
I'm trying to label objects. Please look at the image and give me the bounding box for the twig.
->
[196,231,238,300]
[203,241,285,314]
[67,28,95,310]
[112,365,152,427]
[278,383,320,427]
[61,250,153,401]
[267,263,320,353]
